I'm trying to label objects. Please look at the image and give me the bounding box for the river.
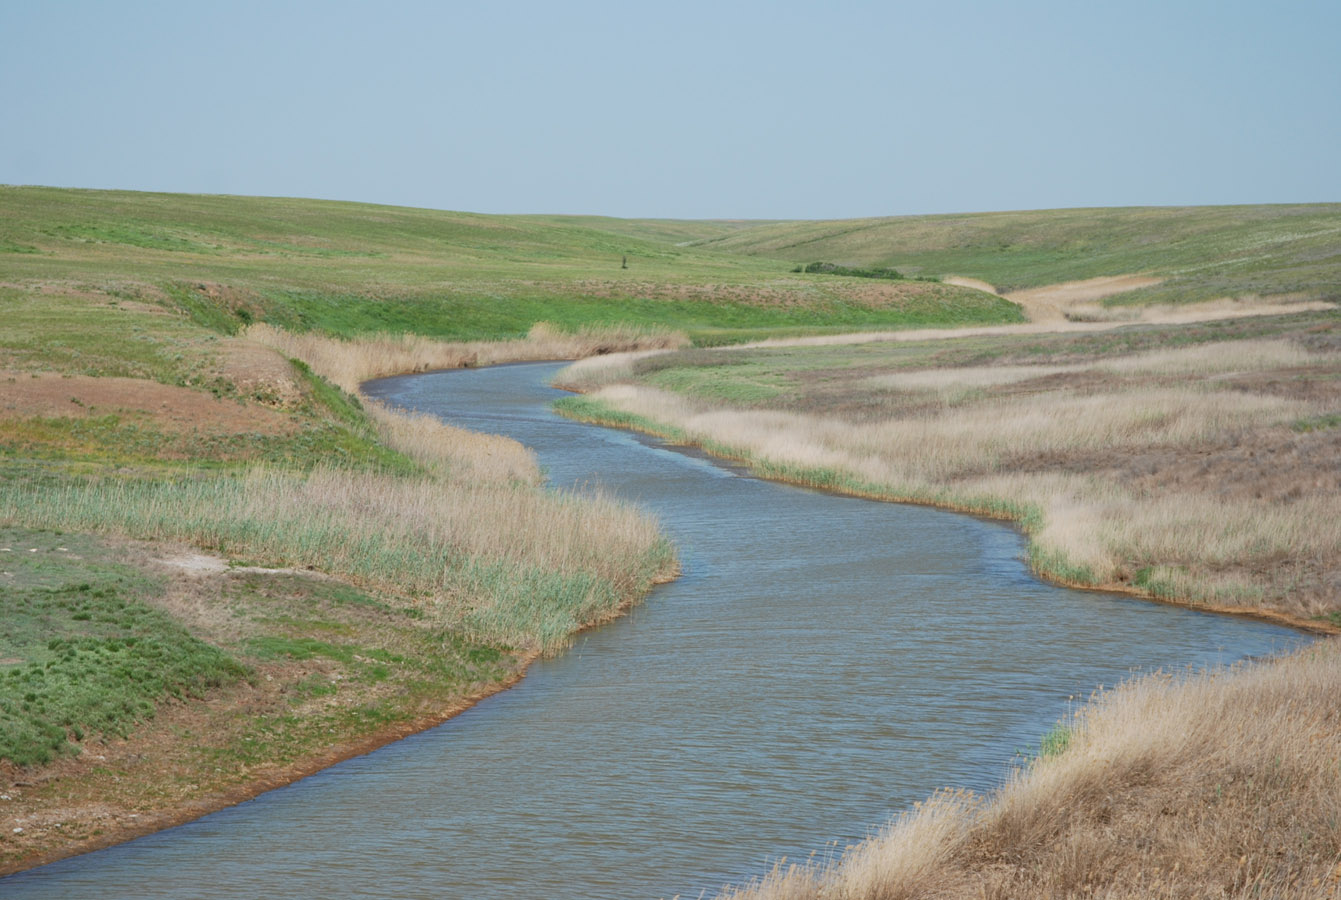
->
[2,361,1307,899]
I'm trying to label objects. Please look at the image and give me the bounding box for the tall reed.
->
[0,467,674,653]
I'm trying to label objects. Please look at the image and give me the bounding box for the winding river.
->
[4,362,1307,899]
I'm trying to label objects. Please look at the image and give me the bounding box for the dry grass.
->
[864,339,1329,394]
[1,321,685,653]
[713,298,1336,352]
[245,321,688,393]
[0,465,673,652]
[559,333,1341,619]
[716,639,1341,900]
[364,399,541,485]
[552,347,672,392]
[578,381,1310,484]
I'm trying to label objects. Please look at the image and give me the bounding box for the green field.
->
[0,187,1021,346]
[688,203,1341,304]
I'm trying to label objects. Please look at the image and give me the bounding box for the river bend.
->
[3,361,1306,899]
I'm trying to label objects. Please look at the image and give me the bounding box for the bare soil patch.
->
[0,371,297,436]
[943,275,1000,295]
[213,339,304,406]
[1006,274,1164,321]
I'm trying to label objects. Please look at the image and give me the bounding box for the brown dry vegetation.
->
[716,639,1341,900]
[553,309,1341,899]
[0,371,298,437]
[567,276,964,310]
[559,313,1341,624]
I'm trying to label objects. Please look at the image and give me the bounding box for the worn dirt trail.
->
[738,276,1333,351]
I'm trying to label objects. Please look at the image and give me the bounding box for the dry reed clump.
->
[0,466,674,652]
[364,399,541,485]
[580,383,1311,485]
[551,347,674,392]
[716,639,1341,900]
[245,321,688,393]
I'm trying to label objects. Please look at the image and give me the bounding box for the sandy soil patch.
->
[943,275,999,295]
[1006,274,1165,321]
[159,552,326,579]
[213,339,304,406]
[0,371,297,436]
[945,274,1181,323]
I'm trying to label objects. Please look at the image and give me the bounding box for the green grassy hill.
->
[0,187,1017,345]
[687,204,1341,305]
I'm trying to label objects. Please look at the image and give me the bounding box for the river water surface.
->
[4,362,1307,899]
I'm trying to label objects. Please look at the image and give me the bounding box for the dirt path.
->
[739,296,1335,351]
[1007,274,1165,321]
[946,273,1166,322]
[942,275,999,295]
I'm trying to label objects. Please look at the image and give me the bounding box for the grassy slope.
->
[690,203,1341,303]
[0,187,1019,344]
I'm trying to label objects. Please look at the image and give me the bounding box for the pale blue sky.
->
[3,0,1338,218]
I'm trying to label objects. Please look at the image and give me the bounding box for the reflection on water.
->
[3,362,1307,900]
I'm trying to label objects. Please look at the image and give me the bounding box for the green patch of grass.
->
[793,261,931,281]
[230,571,410,616]
[245,635,355,663]
[645,364,790,404]
[48,223,226,254]
[1293,412,1341,432]
[0,187,1025,352]
[162,282,247,335]
[291,359,366,429]
[1039,721,1073,758]
[0,412,414,474]
[1030,547,1097,587]
[696,204,1341,303]
[0,287,216,382]
[0,528,247,767]
[251,285,1021,345]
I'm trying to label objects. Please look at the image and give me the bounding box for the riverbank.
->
[715,637,1341,900]
[0,326,679,876]
[0,529,676,877]
[549,312,1341,897]
[4,189,1338,889]
[553,392,1337,638]
[555,308,1341,631]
